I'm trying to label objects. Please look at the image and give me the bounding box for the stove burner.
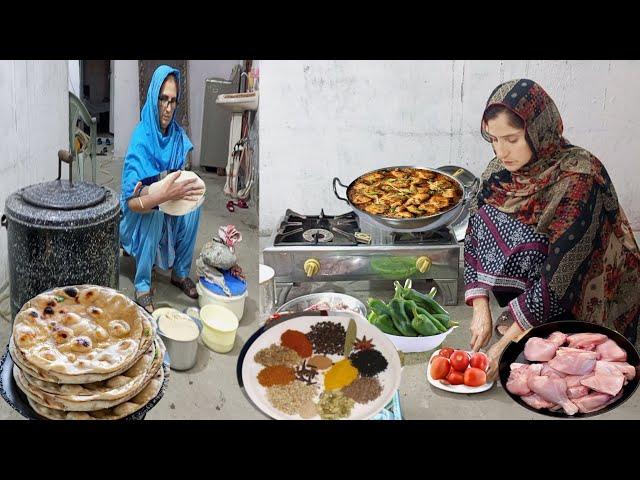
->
[302,228,334,243]
[274,209,361,246]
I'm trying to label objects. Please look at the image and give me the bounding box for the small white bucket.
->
[196,281,247,321]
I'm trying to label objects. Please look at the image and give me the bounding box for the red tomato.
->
[470,352,489,371]
[449,350,470,372]
[464,367,487,387]
[438,347,454,359]
[446,369,465,385]
[430,356,450,380]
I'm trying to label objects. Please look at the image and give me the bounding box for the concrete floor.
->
[258,234,640,420]
[0,153,265,420]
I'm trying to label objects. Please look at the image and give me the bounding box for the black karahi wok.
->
[498,320,640,418]
[333,165,478,231]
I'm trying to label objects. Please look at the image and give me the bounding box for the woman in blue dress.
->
[120,65,204,313]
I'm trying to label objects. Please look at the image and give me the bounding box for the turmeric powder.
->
[324,359,359,390]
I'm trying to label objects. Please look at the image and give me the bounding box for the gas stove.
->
[263,209,461,306]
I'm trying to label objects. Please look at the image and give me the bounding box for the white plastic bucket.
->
[196,281,247,321]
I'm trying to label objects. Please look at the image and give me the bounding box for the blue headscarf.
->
[120,65,193,212]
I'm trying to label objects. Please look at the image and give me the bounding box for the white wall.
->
[68,60,80,97]
[113,60,140,157]
[0,60,69,286]
[188,60,242,167]
[259,60,640,235]
[109,60,114,134]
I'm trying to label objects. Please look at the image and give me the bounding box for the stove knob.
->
[416,256,432,273]
[304,258,320,277]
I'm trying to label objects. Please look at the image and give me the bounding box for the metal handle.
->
[57,149,75,186]
[332,177,349,203]
[463,178,480,203]
[1,214,6,228]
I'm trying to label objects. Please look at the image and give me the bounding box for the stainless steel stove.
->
[263,209,461,306]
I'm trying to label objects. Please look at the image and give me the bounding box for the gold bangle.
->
[138,197,145,210]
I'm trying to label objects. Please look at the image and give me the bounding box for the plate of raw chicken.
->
[499,321,639,418]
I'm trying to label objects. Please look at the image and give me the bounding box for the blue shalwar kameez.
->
[119,65,200,293]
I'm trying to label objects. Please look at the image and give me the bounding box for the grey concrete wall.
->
[0,60,69,286]
[259,60,640,235]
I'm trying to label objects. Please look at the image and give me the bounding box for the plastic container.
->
[200,304,239,353]
[259,264,276,319]
[197,280,247,320]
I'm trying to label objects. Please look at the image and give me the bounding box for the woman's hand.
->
[485,340,506,382]
[161,171,204,202]
[485,320,527,382]
[470,297,492,352]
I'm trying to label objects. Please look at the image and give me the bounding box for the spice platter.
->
[240,312,402,420]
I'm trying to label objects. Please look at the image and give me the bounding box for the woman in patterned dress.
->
[464,79,640,381]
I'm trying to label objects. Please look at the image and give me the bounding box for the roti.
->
[149,170,206,216]
[11,285,155,382]
[14,338,165,412]
[26,364,167,420]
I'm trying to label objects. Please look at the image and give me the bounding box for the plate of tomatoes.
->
[427,347,493,393]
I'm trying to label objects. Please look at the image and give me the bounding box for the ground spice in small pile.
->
[254,344,302,367]
[307,355,332,370]
[324,359,359,390]
[349,349,388,377]
[280,329,313,358]
[266,381,318,415]
[318,390,355,419]
[307,321,346,355]
[342,377,383,404]
[257,365,296,387]
[299,399,318,419]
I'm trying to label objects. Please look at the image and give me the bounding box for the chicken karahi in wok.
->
[348,168,463,218]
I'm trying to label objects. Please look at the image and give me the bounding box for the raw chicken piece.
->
[528,376,579,415]
[595,340,627,362]
[547,331,568,347]
[565,375,591,388]
[548,350,597,375]
[580,361,625,396]
[521,393,556,410]
[510,362,527,370]
[507,363,543,396]
[540,364,567,378]
[600,361,637,381]
[524,337,559,361]
[567,386,590,399]
[556,347,592,355]
[572,392,613,413]
[567,333,608,350]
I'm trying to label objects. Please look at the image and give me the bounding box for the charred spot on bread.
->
[44,306,54,315]
[63,287,78,298]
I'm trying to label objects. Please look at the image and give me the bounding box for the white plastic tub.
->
[196,281,247,321]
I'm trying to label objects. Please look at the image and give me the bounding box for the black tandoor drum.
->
[2,153,120,320]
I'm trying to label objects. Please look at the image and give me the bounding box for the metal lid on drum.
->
[21,180,106,210]
[3,150,120,228]
[4,183,119,228]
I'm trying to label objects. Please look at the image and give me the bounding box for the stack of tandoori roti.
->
[9,285,168,420]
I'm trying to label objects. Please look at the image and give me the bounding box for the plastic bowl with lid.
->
[200,304,239,353]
